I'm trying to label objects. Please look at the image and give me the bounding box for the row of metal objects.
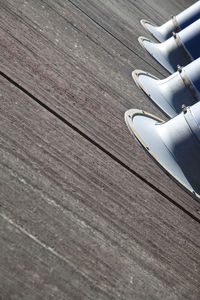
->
[124,1,200,201]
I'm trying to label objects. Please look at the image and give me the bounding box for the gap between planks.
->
[64,0,166,78]
[1,70,200,224]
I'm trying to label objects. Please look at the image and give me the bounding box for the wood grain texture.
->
[0,75,200,300]
[0,0,199,218]
[68,0,187,54]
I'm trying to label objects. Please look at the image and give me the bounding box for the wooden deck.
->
[0,0,199,299]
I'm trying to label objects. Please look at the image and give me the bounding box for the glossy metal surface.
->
[140,18,175,42]
[138,34,191,73]
[178,19,200,60]
[176,1,200,30]
[124,106,200,201]
[139,19,200,73]
[132,58,200,118]
[140,1,200,42]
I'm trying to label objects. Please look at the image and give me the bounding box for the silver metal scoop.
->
[124,104,200,201]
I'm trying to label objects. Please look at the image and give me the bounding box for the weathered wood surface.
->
[0,0,200,299]
[1,73,200,300]
[1,0,200,218]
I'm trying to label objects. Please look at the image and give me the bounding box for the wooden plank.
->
[67,0,196,63]
[0,75,200,299]
[68,0,195,60]
[0,214,98,300]
[0,1,199,217]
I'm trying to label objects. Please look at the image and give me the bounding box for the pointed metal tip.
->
[132,70,138,86]
[140,19,148,28]
[138,36,155,48]
[140,19,157,30]
[138,36,150,48]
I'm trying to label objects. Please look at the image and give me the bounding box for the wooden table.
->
[0,0,199,299]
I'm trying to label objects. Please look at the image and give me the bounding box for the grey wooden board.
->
[0,0,200,218]
[0,75,200,299]
[0,215,98,300]
[68,0,190,54]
